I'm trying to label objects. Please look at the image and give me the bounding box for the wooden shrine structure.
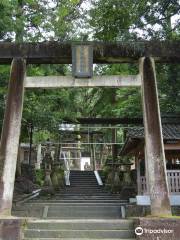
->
[0,41,179,218]
[120,124,180,205]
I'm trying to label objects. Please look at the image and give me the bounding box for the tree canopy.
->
[0,0,179,142]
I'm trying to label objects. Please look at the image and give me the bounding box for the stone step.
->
[70,182,98,184]
[60,191,105,193]
[30,198,127,203]
[60,189,106,191]
[63,185,101,187]
[57,193,112,195]
[70,176,97,177]
[23,203,127,207]
[70,175,95,176]
[26,219,134,230]
[70,177,96,179]
[70,177,97,179]
[70,181,98,183]
[22,203,127,207]
[58,191,109,196]
[15,204,127,218]
[59,192,109,194]
[69,185,98,188]
[70,172,95,174]
[70,176,96,178]
[45,205,124,219]
[70,175,96,177]
[54,193,119,196]
[30,200,127,204]
[69,180,98,182]
[61,186,104,189]
[61,190,102,192]
[23,198,127,203]
[64,187,102,189]
[60,189,107,192]
[70,175,95,177]
[70,179,96,181]
[24,229,135,239]
[64,188,101,189]
[70,170,94,172]
[31,198,126,202]
[32,195,125,198]
[68,186,100,188]
[70,171,94,174]
[58,193,109,195]
[64,185,101,187]
[38,195,121,199]
[24,237,135,240]
[61,190,104,193]
[55,194,121,197]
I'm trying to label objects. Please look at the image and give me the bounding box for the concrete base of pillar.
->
[137,195,180,206]
[135,218,180,240]
[0,218,24,240]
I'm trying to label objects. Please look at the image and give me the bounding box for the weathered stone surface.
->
[125,205,151,217]
[0,41,179,64]
[14,176,37,194]
[0,58,26,215]
[21,164,36,182]
[120,186,136,200]
[51,171,59,191]
[126,205,180,218]
[0,218,23,240]
[140,57,171,216]
[25,75,141,88]
[135,218,180,240]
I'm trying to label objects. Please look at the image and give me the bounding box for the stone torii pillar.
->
[140,57,172,216]
[0,58,26,216]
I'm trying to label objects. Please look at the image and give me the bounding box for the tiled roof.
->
[126,124,180,140]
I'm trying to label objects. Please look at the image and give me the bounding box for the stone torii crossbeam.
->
[0,41,179,219]
[0,41,179,64]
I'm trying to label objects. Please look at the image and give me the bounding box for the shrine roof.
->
[126,124,180,140]
[120,124,180,156]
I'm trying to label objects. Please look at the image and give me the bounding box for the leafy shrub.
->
[35,169,45,186]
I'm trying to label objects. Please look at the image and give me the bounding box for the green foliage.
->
[89,0,140,41]
[88,0,180,119]
[118,156,133,164]
[101,166,111,179]
[91,64,142,118]
[35,169,44,186]
[0,0,179,144]
[33,130,54,144]
[89,0,180,40]
[157,64,180,114]
[0,65,11,132]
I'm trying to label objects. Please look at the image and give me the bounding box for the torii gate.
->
[0,41,179,217]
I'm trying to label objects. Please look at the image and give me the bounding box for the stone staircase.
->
[24,219,135,239]
[18,170,136,239]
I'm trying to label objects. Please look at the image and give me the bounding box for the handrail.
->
[62,151,70,186]
[14,189,41,206]
[94,170,103,186]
